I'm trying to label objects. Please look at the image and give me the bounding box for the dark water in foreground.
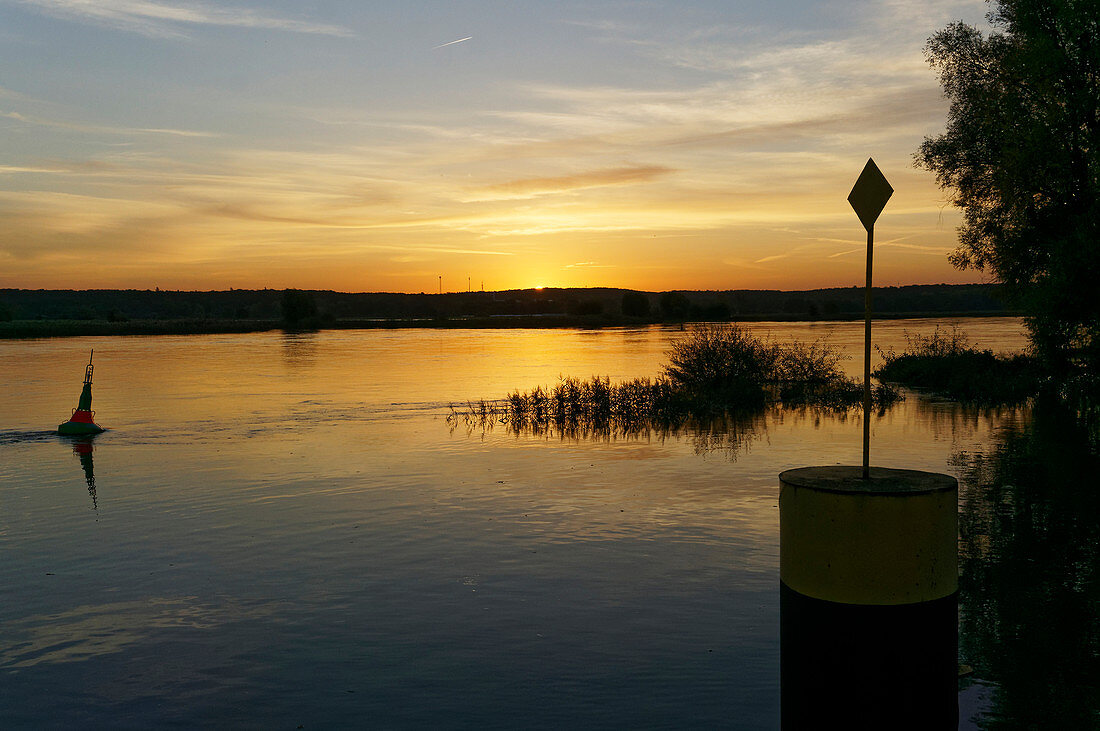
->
[1,319,1097,729]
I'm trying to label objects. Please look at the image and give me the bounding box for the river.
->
[2,317,1096,729]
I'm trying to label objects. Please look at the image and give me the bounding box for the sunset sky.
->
[0,0,996,293]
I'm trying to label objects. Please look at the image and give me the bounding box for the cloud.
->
[0,164,71,174]
[1,109,218,138]
[826,240,953,258]
[400,246,514,257]
[198,203,335,226]
[518,0,975,159]
[0,0,976,291]
[500,76,944,151]
[476,165,673,200]
[14,0,353,38]
[650,86,945,150]
[885,242,954,254]
[134,127,219,137]
[819,235,955,260]
[0,85,34,101]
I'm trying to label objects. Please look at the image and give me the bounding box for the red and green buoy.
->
[57,349,105,436]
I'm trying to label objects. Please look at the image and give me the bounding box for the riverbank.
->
[0,310,1021,339]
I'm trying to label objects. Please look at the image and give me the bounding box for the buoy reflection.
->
[70,438,98,511]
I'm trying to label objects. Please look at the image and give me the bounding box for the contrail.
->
[433,36,472,49]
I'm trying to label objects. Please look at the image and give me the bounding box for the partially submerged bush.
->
[664,324,877,406]
[664,325,773,405]
[451,325,898,432]
[772,338,847,385]
[874,326,1041,402]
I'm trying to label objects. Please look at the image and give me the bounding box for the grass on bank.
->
[873,326,1042,402]
[450,325,899,431]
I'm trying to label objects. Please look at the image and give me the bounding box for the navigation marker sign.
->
[849,158,892,479]
[848,158,893,231]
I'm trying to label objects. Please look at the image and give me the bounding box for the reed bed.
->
[451,375,691,433]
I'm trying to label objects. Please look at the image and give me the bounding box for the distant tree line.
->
[0,284,1010,325]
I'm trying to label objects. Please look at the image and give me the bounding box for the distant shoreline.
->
[0,310,1023,340]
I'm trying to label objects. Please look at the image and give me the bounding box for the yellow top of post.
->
[779,467,958,604]
[848,158,893,231]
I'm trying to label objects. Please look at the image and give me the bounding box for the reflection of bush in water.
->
[685,412,764,459]
[953,401,1100,728]
[449,405,766,461]
[449,325,899,435]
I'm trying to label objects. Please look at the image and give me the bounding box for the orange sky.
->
[0,0,994,292]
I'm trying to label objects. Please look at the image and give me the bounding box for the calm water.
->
[2,318,1097,729]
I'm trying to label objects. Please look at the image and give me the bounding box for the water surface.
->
[3,318,1095,729]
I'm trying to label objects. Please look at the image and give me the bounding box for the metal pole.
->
[863,226,873,479]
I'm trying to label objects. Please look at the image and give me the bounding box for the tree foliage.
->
[918,0,1100,369]
[659,291,691,321]
[280,288,318,326]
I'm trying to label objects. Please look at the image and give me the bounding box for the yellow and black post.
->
[779,466,958,729]
[777,161,959,728]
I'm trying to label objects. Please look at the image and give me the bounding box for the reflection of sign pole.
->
[847,158,893,479]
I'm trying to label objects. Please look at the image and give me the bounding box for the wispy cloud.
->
[0,164,70,174]
[135,127,219,137]
[394,246,513,257]
[14,0,353,38]
[2,109,218,138]
[500,76,944,151]
[0,85,35,101]
[476,165,673,200]
[827,240,953,258]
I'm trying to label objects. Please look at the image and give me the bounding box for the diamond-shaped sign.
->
[848,158,893,232]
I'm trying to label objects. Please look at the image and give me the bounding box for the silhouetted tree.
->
[918,0,1100,370]
[281,289,318,326]
[659,292,691,321]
